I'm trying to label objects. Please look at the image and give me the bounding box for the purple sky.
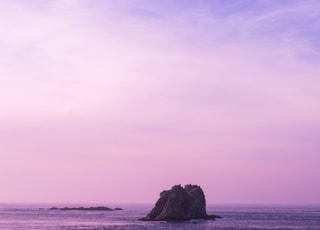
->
[1,0,320,204]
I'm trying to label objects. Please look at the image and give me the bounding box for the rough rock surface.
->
[141,184,220,221]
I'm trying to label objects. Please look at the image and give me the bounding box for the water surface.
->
[0,204,319,229]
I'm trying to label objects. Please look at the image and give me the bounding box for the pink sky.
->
[1,0,320,204]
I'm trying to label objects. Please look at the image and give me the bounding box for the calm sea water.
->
[0,204,319,229]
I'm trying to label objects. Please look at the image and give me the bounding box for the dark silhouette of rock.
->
[141,184,221,221]
[49,206,122,211]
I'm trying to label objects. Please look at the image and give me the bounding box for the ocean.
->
[0,204,319,229]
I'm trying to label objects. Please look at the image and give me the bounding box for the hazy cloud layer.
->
[1,0,319,203]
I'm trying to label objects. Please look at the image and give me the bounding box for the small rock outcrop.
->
[49,206,122,211]
[141,184,220,221]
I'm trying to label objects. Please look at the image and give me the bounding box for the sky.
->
[1,0,320,205]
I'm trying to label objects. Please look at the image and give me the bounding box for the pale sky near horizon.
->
[1,0,320,204]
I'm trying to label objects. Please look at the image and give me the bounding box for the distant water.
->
[0,204,319,229]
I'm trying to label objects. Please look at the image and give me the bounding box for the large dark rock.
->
[141,184,220,221]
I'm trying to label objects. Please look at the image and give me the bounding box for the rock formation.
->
[141,184,220,221]
[49,206,123,211]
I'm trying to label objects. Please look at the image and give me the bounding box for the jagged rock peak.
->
[141,184,220,221]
